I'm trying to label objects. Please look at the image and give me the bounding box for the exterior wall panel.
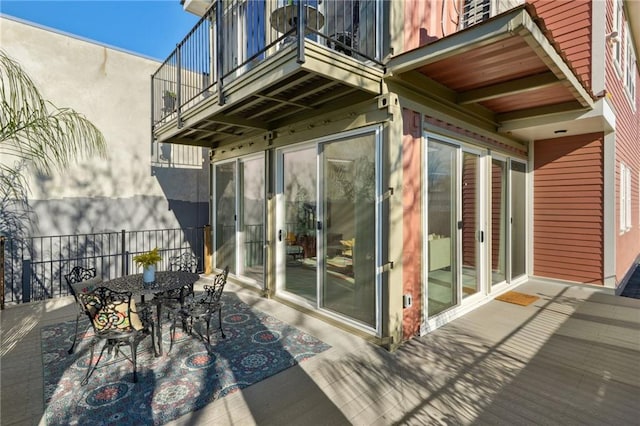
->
[1,17,209,236]
[402,109,423,339]
[403,0,460,51]
[533,134,604,285]
[603,0,640,286]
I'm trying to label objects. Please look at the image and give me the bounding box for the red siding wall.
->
[603,0,640,284]
[534,134,604,284]
[402,109,422,339]
[403,0,461,51]
[529,0,592,93]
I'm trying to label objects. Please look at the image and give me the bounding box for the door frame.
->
[274,125,384,335]
[422,133,488,331]
[212,152,266,289]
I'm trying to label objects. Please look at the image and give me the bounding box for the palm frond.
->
[0,49,107,183]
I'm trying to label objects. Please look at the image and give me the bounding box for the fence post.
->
[121,229,126,276]
[204,225,212,274]
[0,236,5,310]
[22,259,31,303]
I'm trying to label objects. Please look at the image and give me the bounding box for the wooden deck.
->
[2,278,639,425]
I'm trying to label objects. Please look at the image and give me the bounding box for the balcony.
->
[152,0,384,148]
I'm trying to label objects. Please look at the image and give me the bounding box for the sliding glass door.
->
[276,128,380,329]
[426,140,458,315]
[425,137,485,317]
[425,135,529,323]
[213,154,265,286]
[510,160,527,280]
[321,133,377,326]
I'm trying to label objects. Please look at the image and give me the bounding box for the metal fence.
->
[1,227,206,307]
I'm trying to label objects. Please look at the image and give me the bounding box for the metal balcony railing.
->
[151,0,382,129]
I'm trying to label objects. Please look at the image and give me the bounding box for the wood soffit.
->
[386,4,595,142]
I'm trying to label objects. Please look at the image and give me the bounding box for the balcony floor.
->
[2,278,639,425]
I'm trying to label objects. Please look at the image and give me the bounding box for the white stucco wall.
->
[1,16,209,235]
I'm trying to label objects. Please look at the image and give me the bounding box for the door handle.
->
[278,229,283,242]
[479,230,484,243]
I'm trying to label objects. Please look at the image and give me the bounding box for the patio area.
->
[2,277,639,425]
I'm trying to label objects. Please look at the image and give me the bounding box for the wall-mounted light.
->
[607,31,620,45]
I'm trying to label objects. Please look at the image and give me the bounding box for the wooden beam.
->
[200,115,268,130]
[457,72,561,104]
[497,101,587,122]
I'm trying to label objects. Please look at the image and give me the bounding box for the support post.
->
[21,259,31,303]
[204,225,212,274]
[121,229,126,276]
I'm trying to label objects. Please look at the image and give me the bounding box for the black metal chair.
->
[155,252,198,321]
[64,266,100,354]
[169,252,199,273]
[77,287,155,385]
[171,266,229,351]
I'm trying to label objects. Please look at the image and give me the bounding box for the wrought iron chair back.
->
[172,266,229,351]
[64,266,98,354]
[169,251,198,273]
[156,252,199,319]
[77,287,154,385]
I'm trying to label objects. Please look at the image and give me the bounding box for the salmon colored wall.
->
[603,0,640,284]
[530,0,593,94]
[402,108,422,339]
[533,134,605,284]
[403,0,461,51]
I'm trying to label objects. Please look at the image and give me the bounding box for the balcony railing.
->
[152,0,382,129]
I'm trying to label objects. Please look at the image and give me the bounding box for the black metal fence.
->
[1,227,206,307]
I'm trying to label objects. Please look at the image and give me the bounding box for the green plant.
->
[133,247,162,269]
[0,50,107,201]
[163,90,176,98]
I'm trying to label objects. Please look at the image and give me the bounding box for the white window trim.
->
[620,162,632,233]
[626,166,632,231]
[612,0,623,70]
[624,22,637,109]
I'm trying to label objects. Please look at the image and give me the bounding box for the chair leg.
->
[130,340,138,383]
[81,339,108,386]
[67,314,81,354]
[218,308,225,339]
[168,314,177,353]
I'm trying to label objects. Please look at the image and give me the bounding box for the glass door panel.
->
[239,156,264,284]
[281,147,317,302]
[491,158,507,285]
[511,160,527,279]
[461,151,480,298]
[214,162,236,273]
[427,140,457,316]
[321,134,376,326]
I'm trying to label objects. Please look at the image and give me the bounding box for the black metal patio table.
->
[103,271,200,356]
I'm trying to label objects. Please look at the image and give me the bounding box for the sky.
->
[0,0,201,60]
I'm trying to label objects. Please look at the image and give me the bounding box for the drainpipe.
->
[217,2,224,106]
[297,0,305,64]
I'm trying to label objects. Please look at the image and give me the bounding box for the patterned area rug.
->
[42,294,330,425]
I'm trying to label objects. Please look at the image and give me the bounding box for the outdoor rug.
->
[42,293,331,425]
[495,290,540,306]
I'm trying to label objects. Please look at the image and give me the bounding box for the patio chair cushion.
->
[83,296,144,332]
[70,276,102,296]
